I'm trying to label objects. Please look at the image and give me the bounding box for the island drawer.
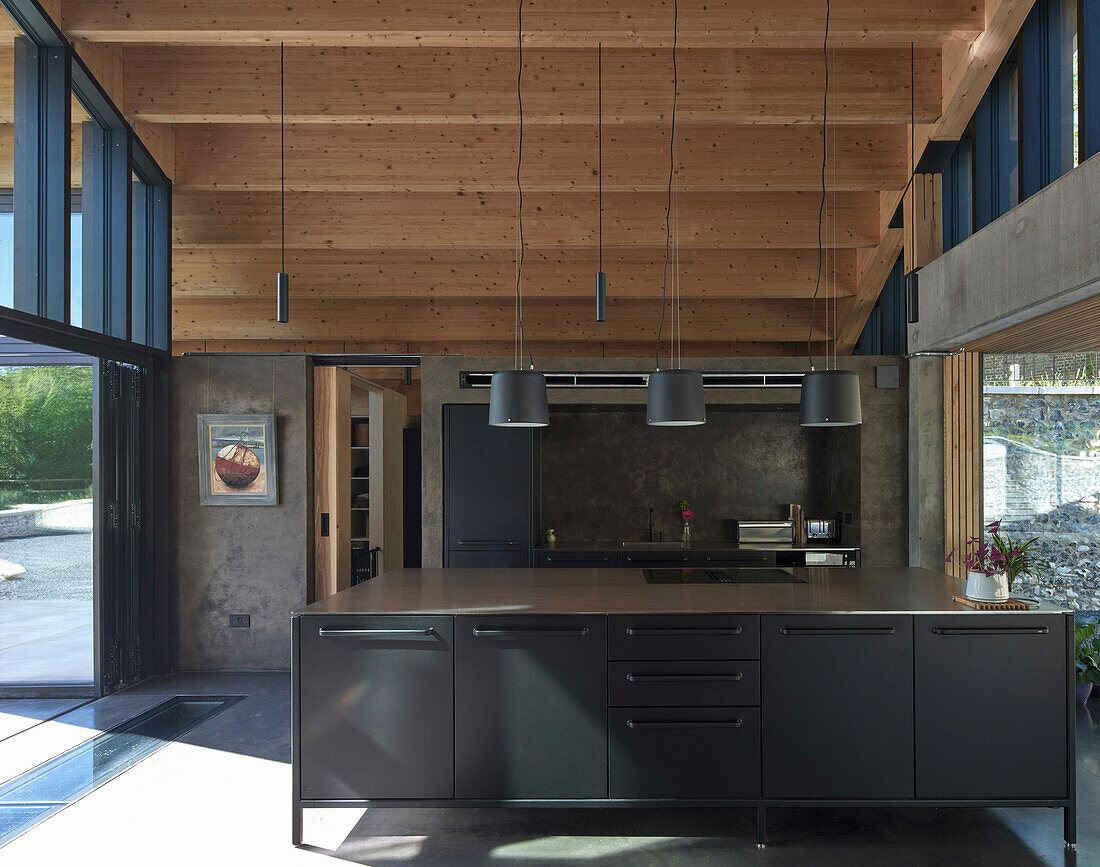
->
[609,615,760,660]
[535,550,621,568]
[608,660,760,707]
[608,707,761,799]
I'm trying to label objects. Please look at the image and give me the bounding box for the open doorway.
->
[0,338,94,690]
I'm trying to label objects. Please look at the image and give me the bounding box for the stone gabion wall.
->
[984,391,1100,611]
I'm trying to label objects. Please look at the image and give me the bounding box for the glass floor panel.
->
[0,695,242,847]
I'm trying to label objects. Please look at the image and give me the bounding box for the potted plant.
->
[678,500,694,545]
[945,521,1038,603]
[1076,622,1100,704]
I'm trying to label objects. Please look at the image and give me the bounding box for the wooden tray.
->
[952,595,1039,611]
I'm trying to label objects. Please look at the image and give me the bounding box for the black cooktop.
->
[644,568,806,584]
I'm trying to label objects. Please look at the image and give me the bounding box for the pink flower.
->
[681,510,694,519]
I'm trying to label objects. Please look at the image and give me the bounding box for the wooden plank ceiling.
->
[49,0,1023,358]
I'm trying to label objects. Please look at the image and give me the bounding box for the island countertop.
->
[294,567,1062,616]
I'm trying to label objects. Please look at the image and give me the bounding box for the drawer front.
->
[609,707,761,799]
[447,548,530,568]
[609,660,760,707]
[535,550,621,568]
[621,550,699,569]
[298,615,454,800]
[609,615,760,660]
[698,550,776,568]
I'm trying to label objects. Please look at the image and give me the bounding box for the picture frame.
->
[197,413,279,506]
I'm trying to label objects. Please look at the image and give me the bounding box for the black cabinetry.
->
[915,613,1068,799]
[443,404,538,567]
[454,614,608,799]
[762,614,914,798]
[297,615,454,800]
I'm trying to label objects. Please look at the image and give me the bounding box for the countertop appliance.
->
[805,517,840,542]
[731,520,794,545]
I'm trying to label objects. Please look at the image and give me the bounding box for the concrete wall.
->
[421,356,908,568]
[539,408,861,544]
[910,150,1100,352]
[908,356,946,569]
[171,356,311,671]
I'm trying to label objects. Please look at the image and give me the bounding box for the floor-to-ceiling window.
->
[983,353,1100,611]
[0,339,93,688]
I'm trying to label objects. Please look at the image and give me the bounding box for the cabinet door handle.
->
[472,627,590,637]
[458,539,520,546]
[626,672,742,682]
[778,626,895,636]
[626,719,743,729]
[704,554,768,562]
[625,627,742,636]
[930,626,1050,635]
[624,555,689,563]
[545,555,611,563]
[318,627,435,638]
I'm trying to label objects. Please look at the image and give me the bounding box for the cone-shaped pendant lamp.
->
[646,0,704,427]
[489,0,548,428]
[800,0,861,427]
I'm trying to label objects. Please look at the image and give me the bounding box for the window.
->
[983,353,1100,611]
[0,6,24,310]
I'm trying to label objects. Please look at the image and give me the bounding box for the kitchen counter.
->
[295,566,1059,616]
[534,539,859,551]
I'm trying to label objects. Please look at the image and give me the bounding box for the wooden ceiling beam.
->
[173,189,880,249]
[172,296,835,342]
[173,122,908,193]
[123,45,941,125]
[64,0,984,48]
[172,246,857,300]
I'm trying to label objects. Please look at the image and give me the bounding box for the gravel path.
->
[0,533,93,600]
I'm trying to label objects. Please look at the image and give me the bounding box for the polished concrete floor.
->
[0,672,1096,866]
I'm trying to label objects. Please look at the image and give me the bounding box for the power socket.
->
[229,614,251,628]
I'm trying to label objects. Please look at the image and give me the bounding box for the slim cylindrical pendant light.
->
[647,0,704,426]
[275,42,289,323]
[489,0,549,427]
[800,0,861,427]
[595,42,607,322]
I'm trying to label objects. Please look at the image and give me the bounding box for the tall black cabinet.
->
[444,404,539,567]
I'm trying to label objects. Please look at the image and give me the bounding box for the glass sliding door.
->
[0,338,94,690]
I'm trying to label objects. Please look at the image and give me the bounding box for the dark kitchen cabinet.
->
[762,614,914,798]
[454,614,608,799]
[609,614,760,661]
[620,550,698,569]
[444,404,539,567]
[915,613,1068,799]
[297,615,454,800]
[697,550,776,568]
[609,707,761,799]
[448,548,530,568]
[535,549,621,568]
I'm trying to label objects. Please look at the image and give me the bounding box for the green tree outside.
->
[0,366,93,496]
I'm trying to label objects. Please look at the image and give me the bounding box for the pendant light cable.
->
[655,0,678,370]
[807,0,829,368]
[514,0,534,369]
[598,42,603,277]
[280,41,285,277]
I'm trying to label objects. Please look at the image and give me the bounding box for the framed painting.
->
[197,414,279,506]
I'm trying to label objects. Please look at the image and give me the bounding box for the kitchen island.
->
[292,567,1076,850]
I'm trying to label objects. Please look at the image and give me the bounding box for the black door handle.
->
[931,626,1049,635]
[318,627,435,638]
[625,555,689,563]
[458,540,520,546]
[625,627,743,636]
[545,555,611,563]
[472,627,590,637]
[626,719,743,729]
[626,672,743,682]
[778,626,895,635]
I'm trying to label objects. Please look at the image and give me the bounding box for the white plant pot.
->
[965,571,1009,603]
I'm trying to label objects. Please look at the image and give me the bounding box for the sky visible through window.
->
[0,213,82,326]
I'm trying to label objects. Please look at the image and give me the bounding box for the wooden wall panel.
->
[172,189,880,249]
[172,247,857,300]
[173,123,908,192]
[174,296,833,342]
[943,352,983,579]
[63,0,985,47]
[123,45,941,125]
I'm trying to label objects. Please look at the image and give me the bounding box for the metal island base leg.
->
[756,806,767,848]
